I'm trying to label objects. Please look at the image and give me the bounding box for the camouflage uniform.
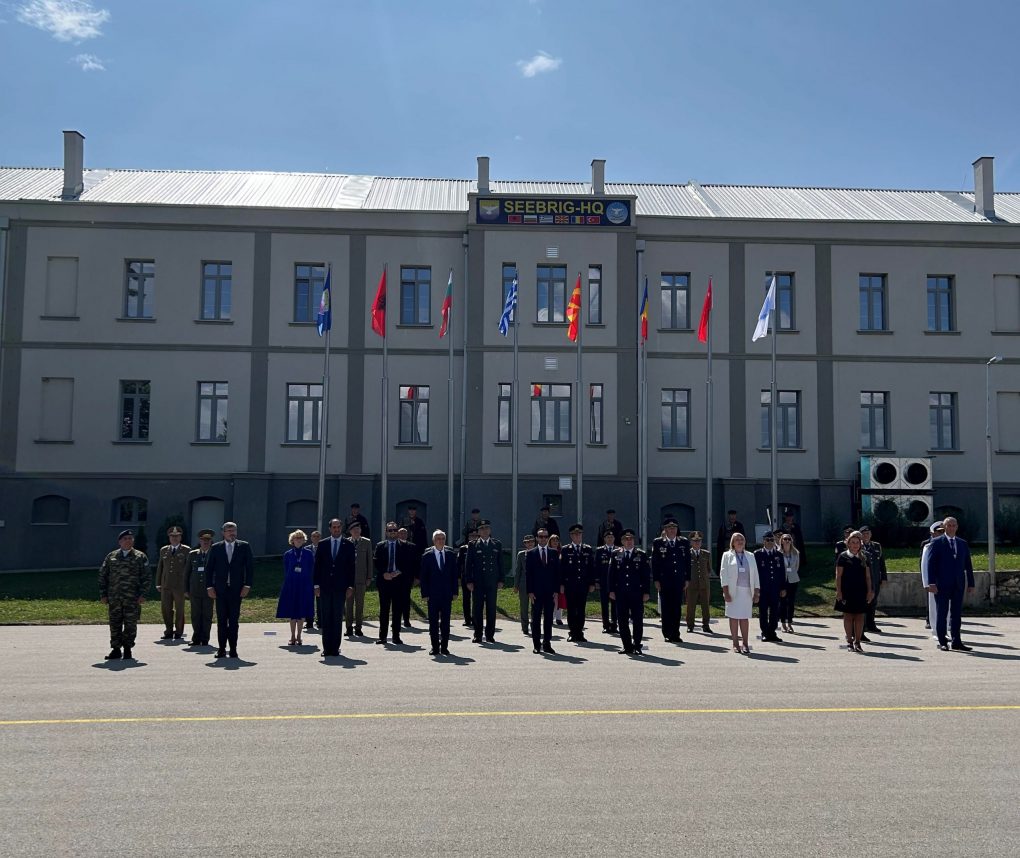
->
[99,548,150,649]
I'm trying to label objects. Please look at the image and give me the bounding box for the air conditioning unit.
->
[861,494,934,527]
[900,457,933,491]
[860,456,902,491]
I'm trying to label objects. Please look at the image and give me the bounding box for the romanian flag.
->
[371,267,386,338]
[439,269,453,338]
[566,273,582,342]
[697,277,713,344]
[639,275,649,341]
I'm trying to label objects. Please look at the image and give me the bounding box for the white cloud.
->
[71,52,104,71]
[17,0,110,42]
[517,51,562,78]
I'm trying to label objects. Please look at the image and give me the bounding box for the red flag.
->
[532,384,542,397]
[371,267,386,337]
[439,269,453,338]
[566,273,582,342]
[697,277,713,344]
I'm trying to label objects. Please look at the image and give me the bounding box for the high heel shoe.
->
[288,637,297,646]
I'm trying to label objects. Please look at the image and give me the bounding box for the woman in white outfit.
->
[720,532,760,654]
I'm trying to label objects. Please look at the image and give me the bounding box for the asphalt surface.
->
[2,617,1019,857]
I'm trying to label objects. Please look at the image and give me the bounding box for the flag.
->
[639,276,649,341]
[439,269,453,338]
[371,267,386,338]
[498,277,518,336]
[316,267,332,337]
[697,277,713,344]
[532,384,542,397]
[566,273,582,342]
[752,274,776,342]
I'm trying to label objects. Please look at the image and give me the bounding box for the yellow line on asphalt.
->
[1,705,1018,727]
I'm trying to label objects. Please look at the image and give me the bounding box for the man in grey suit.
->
[345,520,373,637]
[205,521,254,659]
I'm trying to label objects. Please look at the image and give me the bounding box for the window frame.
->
[760,389,801,449]
[399,266,432,326]
[929,391,958,450]
[531,383,572,443]
[589,383,604,444]
[587,265,603,325]
[536,264,567,324]
[858,273,887,332]
[119,380,151,441]
[286,382,323,443]
[111,496,147,526]
[293,263,326,324]
[497,382,512,443]
[197,381,229,443]
[123,260,155,319]
[660,388,691,448]
[659,272,691,330]
[927,275,955,332]
[765,271,795,331]
[859,391,890,450]
[201,261,233,321]
[398,384,430,445]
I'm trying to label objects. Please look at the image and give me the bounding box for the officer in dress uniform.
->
[184,529,215,645]
[608,529,650,655]
[98,529,150,661]
[345,520,374,637]
[859,525,887,638]
[651,517,691,643]
[685,531,713,634]
[155,525,190,640]
[458,526,478,628]
[526,528,561,654]
[559,523,595,643]
[513,534,536,636]
[466,520,504,643]
[754,531,786,643]
[595,530,619,634]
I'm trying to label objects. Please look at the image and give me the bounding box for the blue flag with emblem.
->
[498,276,518,336]
[317,266,332,336]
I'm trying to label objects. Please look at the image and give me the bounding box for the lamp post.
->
[986,355,1004,602]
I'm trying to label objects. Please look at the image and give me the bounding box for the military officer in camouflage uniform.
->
[466,520,503,643]
[559,523,595,643]
[99,529,150,660]
[155,525,190,640]
[185,529,215,645]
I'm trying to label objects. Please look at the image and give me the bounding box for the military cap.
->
[466,526,479,535]
[606,508,616,514]
[117,529,134,540]
[620,528,636,538]
[929,522,945,534]
[167,525,183,535]
[471,508,480,514]
[663,517,679,528]
[783,507,793,517]
[858,525,871,533]
[690,531,703,540]
[762,530,775,540]
[540,506,550,512]
[569,523,584,533]
[478,519,492,527]
[197,529,215,538]
[350,502,361,509]
[347,520,362,530]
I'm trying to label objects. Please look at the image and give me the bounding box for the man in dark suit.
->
[925,517,976,651]
[313,518,355,657]
[651,517,691,643]
[526,528,561,654]
[204,521,254,659]
[559,523,595,643]
[754,531,786,643]
[609,529,650,655]
[419,529,459,656]
[373,521,415,645]
[401,506,428,628]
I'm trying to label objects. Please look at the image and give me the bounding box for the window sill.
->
[34,438,73,445]
[658,446,696,452]
[288,322,316,327]
[494,441,512,447]
[586,323,606,329]
[39,315,80,321]
[927,449,964,455]
[586,442,608,448]
[656,327,694,334]
[396,323,434,330]
[525,441,574,447]
[533,322,568,328]
[281,442,327,447]
[394,444,432,449]
[996,449,1020,455]
[923,330,960,336]
[194,318,234,325]
[991,331,1020,336]
[191,441,229,446]
[858,448,895,454]
[756,447,806,453]
[112,440,153,445]
[856,329,893,335]
[116,317,156,323]
[30,522,70,526]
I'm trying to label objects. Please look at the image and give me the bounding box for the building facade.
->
[0,135,1018,570]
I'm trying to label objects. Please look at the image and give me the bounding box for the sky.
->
[2,0,1020,191]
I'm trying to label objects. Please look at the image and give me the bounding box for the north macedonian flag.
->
[566,273,582,342]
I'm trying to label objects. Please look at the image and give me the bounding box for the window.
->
[998,392,1020,451]
[32,495,70,524]
[502,264,517,324]
[201,262,232,320]
[497,382,512,442]
[536,264,567,322]
[760,390,801,448]
[927,276,955,331]
[531,383,571,442]
[587,265,602,325]
[44,257,78,317]
[660,272,690,330]
[400,266,431,325]
[859,274,887,331]
[286,383,322,442]
[119,381,150,441]
[765,272,795,330]
[197,382,229,442]
[992,275,1020,331]
[929,392,957,450]
[112,496,147,526]
[294,264,326,323]
[661,388,691,448]
[124,260,155,319]
[589,383,604,443]
[39,377,73,441]
[399,385,430,445]
[860,391,889,449]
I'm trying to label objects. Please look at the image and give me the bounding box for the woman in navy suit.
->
[276,530,315,646]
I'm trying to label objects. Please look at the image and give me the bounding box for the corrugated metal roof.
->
[0,166,1017,224]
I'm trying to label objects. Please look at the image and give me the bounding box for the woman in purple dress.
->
[277,530,316,645]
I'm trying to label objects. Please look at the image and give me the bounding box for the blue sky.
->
[3,0,1020,190]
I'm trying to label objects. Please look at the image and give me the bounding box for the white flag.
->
[752,275,777,342]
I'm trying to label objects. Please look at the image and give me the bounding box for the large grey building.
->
[0,132,1017,570]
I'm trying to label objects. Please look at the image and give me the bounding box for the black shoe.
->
[633,647,644,656]
[703,626,713,635]
[429,648,440,656]
[392,637,403,646]
[687,627,695,634]
[355,627,363,636]
[567,634,575,642]
[924,621,932,629]
[868,626,882,634]
[473,636,482,644]
[122,647,133,659]
[533,647,542,654]
[161,631,173,640]
[608,626,618,635]
[522,627,530,636]
[173,632,184,640]
[937,643,950,651]
[768,634,783,643]
[216,649,226,658]
[304,623,314,631]
[376,639,386,645]
[105,647,122,660]
[463,621,474,627]
[542,644,555,654]
[441,647,450,656]
[951,642,973,652]
[485,635,495,643]
[618,647,634,655]
[345,629,353,637]
[229,650,238,659]
[575,635,587,643]
[555,619,564,626]
[859,634,871,643]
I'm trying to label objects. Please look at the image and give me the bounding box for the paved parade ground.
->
[2,618,1019,857]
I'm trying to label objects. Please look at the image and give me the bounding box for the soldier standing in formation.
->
[513,534,536,636]
[609,529,650,656]
[155,525,189,641]
[685,531,713,634]
[461,508,482,545]
[185,529,215,646]
[559,523,595,643]
[526,528,560,655]
[345,520,373,638]
[466,520,503,644]
[595,529,618,634]
[458,526,478,629]
[859,525,887,638]
[99,529,150,661]
[596,508,623,547]
[651,517,691,644]
[754,532,786,643]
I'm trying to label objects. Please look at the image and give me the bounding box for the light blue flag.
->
[498,277,518,336]
[316,267,332,337]
[752,274,776,342]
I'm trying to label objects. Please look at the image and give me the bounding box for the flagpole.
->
[446,268,455,538]
[576,271,584,527]
[316,265,332,533]
[459,235,469,538]
[770,288,778,530]
[705,275,713,560]
[381,265,389,530]
[638,270,647,549]
[511,269,519,556]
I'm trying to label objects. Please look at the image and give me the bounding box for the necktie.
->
[950,538,957,557]
[437,550,444,569]
[389,542,395,572]
[332,538,338,559]
[171,546,177,556]
[226,542,233,563]
[541,548,547,565]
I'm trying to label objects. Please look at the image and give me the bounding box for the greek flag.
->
[752,274,776,342]
[498,277,518,336]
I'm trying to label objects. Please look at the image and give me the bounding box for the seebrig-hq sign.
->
[476,197,632,227]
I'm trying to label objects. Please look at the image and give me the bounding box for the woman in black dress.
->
[835,531,874,652]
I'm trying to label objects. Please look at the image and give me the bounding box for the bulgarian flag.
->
[697,277,713,343]
[439,269,453,338]
[639,275,649,341]
[566,273,582,342]
[371,266,386,338]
